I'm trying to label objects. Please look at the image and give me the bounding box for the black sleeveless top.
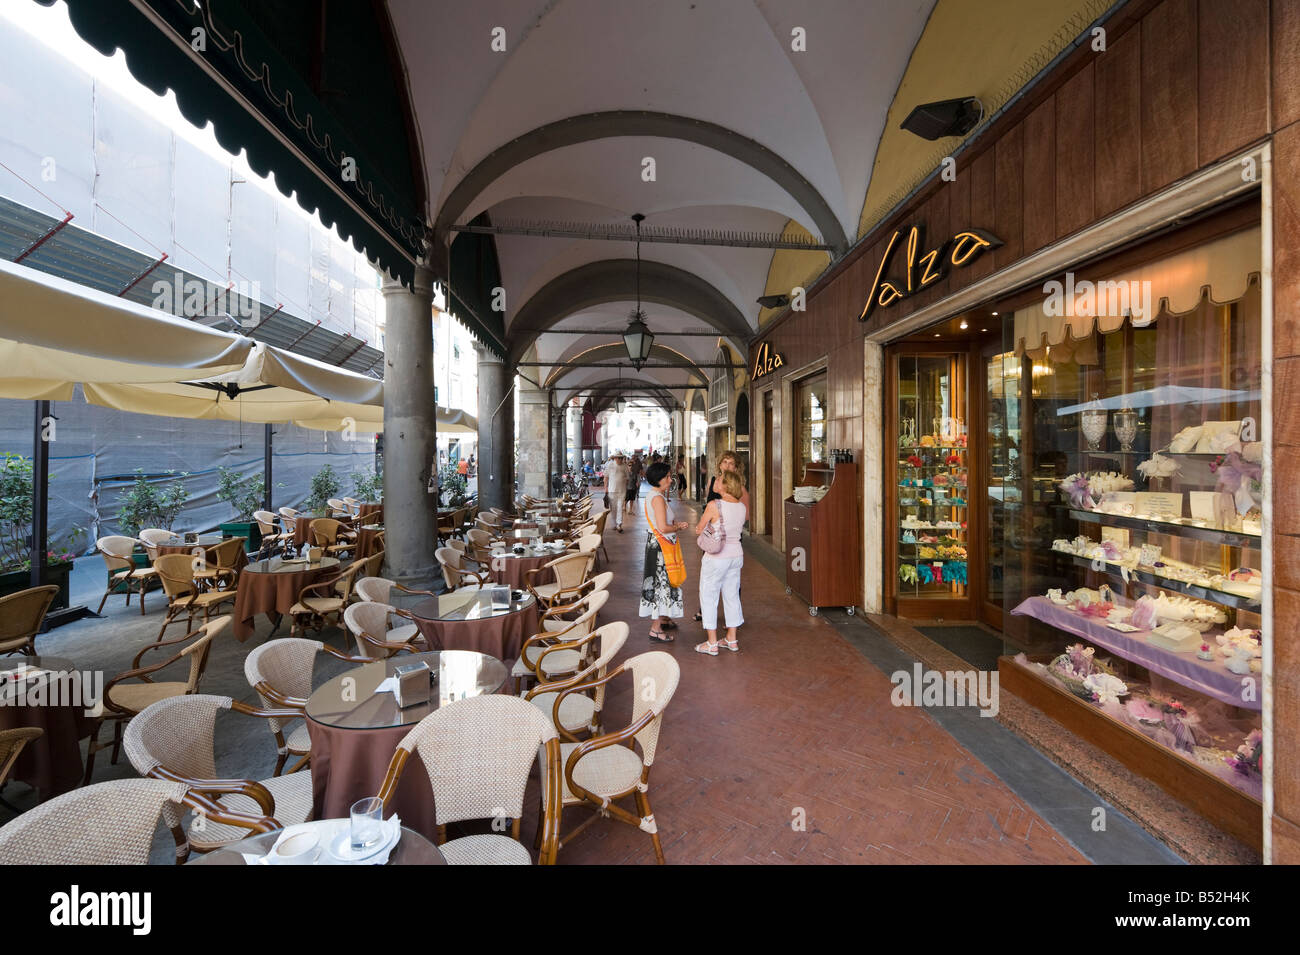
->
[705,475,722,503]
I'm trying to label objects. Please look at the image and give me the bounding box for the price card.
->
[1137,543,1162,567]
[1135,491,1183,521]
[1189,491,1220,523]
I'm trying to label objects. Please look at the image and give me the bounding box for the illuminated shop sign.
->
[750,342,785,381]
[859,225,1002,322]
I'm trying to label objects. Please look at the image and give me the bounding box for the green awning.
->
[40,0,426,289]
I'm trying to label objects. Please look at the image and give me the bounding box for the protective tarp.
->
[0,257,253,400]
[0,390,380,551]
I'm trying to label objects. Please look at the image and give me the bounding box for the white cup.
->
[271,829,319,865]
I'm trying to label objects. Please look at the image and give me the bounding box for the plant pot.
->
[1,561,72,611]
[220,521,262,554]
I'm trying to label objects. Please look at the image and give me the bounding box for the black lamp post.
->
[623,213,654,369]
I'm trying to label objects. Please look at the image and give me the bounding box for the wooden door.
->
[763,390,774,534]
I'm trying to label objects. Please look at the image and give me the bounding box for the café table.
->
[358,502,383,522]
[485,544,565,590]
[153,535,249,576]
[355,523,385,560]
[187,822,445,865]
[231,556,342,642]
[0,655,92,799]
[303,650,508,838]
[389,589,539,664]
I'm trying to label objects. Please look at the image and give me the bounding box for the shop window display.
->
[997,260,1264,806]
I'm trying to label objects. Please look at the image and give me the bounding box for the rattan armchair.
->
[524,621,629,738]
[343,601,424,660]
[512,590,609,693]
[309,517,355,557]
[192,537,245,590]
[543,650,679,864]
[124,693,312,862]
[94,535,157,616]
[83,618,223,785]
[253,510,288,557]
[0,778,209,864]
[436,546,488,592]
[376,695,562,864]
[153,553,237,642]
[138,528,174,562]
[288,560,364,638]
[0,727,43,812]
[524,552,591,609]
[245,637,366,775]
[0,584,60,656]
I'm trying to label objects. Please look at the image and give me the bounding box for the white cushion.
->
[439,833,531,865]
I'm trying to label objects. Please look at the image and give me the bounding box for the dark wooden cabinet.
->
[783,462,860,615]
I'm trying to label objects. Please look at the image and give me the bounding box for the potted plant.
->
[216,466,267,553]
[305,463,341,516]
[0,453,78,609]
[437,463,469,507]
[352,467,382,504]
[117,469,190,537]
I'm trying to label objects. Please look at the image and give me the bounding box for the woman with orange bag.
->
[640,461,688,641]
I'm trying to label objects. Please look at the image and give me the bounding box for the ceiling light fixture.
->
[959,320,969,330]
[899,97,983,140]
[991,311,999,316]
[622,213,655,371]
[756,293,790,309]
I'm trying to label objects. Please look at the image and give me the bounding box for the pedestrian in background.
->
[605,452,628,532]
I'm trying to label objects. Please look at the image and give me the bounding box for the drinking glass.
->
[350,797,384,850]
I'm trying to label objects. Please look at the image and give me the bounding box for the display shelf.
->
[1055,550,1262,612]
[1068,509,1261,548]
[999,654,1262,852]
[1011,596,1258,710]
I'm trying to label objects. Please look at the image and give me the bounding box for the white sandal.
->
[694,641,719,656]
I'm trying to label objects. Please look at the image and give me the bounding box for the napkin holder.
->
[393,661,433,708]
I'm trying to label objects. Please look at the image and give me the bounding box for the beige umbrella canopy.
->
[0,258,383,432]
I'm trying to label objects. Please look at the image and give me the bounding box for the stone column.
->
[380,266,437,585]
[551,403,567,475]
[516,374,551,499]
[475,342,513,512]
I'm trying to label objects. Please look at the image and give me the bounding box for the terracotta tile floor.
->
[517,492,1086,864]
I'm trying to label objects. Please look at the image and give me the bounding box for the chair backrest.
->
[545,593,606,643]
[466,528,493,548]
[0,727,43,788]
[279,506,299,520]
[355,576,395,603]
[97,534,138,567]
[573,533,601,555]
[178,617,223,692]
[331,561,365,601]
[584,571,614,596]
[327,498,347,511]
[343,601,406,658]
[253,510,279,535]
[540,622,629,714]
[138,528,173,546]
[211,537,245,569]
[447,539,467,553]
[124,693,231,782]
[0,778,192,865]
[593,510,609,535]
[310,518,340,546]
[244,637,320,732]
[546,552,591,590]
[0,584,60,652]
[154,553,199,599]
[361,550,385,578]
[394,695,557,826]
[435,546,473,590]
[623,651,680,767]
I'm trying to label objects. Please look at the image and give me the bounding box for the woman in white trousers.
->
[693,470,746,655]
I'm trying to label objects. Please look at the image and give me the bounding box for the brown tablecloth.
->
[411,604,540,664]
[294,516,315,547]
[232,563,339,641]
[488,553,554,590]
[359,503,383,521]
[305,718,436,838]
[0,660,91,798]
[355,525,384,560]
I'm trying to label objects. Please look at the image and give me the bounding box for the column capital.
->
[380,263,434,299]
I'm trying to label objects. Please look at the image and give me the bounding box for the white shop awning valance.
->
[1014,226,1261,356]
[436,405,478,434]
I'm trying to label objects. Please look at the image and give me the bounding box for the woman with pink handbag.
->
[693,470,746,655]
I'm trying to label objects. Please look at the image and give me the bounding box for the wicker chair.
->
[354,577,428,647]
[543,651,679,864]
[153,553,237,642]
[83,618,223,785]
[358,548,386,579]
[253,510,287,557]
[124,693,312,862]
[524,622,628,738]
[309,518,354,557]
[192,537,245,591]
[376,695,562,865]
[245,637,364,775]
[343,601,422,660]
[436,546,488,592]
[512,590,610,693]
[138,528,174,562]
[94,535,156,616]
[524,552,591,609]
[465,528,497,564]
[288,560,364,638]
[591,510,611,564]
[0,584,60,656]
[0,727,43,812]
[578,571,614,600]
[0,778,206,864]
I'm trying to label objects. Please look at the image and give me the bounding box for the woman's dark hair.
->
[645,461,672,487]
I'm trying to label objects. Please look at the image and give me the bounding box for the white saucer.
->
[327,824,399,862]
